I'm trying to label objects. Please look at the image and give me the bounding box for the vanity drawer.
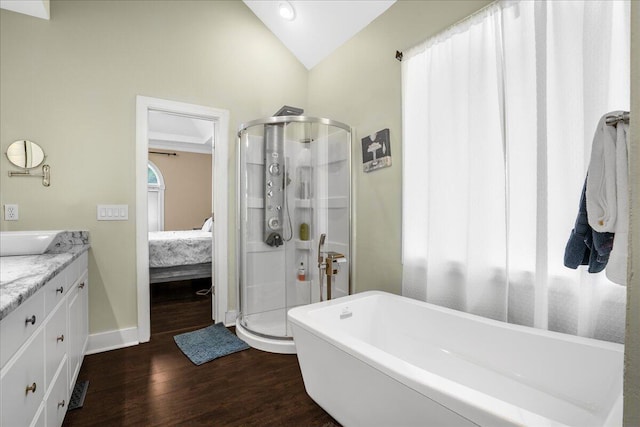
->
[0,290,45,368]
[44,269,69,317]
[45,358,69,427]
[68,252,88,284]
[45,301,68,390]
[0,327,45,427]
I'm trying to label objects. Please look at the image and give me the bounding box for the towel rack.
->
[605,111,629,126]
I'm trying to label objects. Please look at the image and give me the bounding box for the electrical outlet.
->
[4,204,18,221]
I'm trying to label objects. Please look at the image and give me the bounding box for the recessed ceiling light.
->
[278,1,296,21]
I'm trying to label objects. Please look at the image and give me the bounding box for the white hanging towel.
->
[586,111,629,285]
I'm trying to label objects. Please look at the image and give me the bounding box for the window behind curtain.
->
[401,0,630,343]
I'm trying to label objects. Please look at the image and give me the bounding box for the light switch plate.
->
[97,204,128,221]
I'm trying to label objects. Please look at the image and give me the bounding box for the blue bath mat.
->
[174,323,249,365]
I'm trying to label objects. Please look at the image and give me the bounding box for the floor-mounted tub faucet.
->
[317,233,346,301]
[318,233,326,300]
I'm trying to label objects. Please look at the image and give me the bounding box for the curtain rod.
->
[395,0,500,62]
[149,151,177,156]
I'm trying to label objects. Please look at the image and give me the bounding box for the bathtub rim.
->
[288,290,624,427]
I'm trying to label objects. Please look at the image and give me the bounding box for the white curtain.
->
[402,0,630,343]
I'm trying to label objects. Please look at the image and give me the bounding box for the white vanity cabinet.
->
[66,268,89,396]
[0,251,88,427]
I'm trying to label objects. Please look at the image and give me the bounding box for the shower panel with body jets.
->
[236,112,352,354]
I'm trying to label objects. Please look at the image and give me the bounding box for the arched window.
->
[148,161,165,231]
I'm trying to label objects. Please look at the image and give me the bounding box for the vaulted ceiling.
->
[1,0,396,149]
[243,0,395,69]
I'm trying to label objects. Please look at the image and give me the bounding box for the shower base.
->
[235,308,296,354]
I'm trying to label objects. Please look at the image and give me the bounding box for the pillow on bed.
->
[201,217,213,232]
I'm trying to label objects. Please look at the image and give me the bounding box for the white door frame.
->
[135,96,229,343]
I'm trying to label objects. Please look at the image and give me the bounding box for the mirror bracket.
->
[8,164,51,187]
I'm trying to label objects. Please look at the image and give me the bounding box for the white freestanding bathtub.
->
[288,291,623,427]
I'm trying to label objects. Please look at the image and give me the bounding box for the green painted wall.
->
[0,0,308,333]
[307,0,492,295]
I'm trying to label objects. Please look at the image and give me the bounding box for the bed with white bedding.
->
[148,230,212,283]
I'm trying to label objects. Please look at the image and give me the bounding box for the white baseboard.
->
[86,315,238,354]
[225,310,237,326]
[86,326,139,355]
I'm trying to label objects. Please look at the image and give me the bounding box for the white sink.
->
[0,230,63,256]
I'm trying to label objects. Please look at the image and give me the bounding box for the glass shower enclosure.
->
[236,116,352,354]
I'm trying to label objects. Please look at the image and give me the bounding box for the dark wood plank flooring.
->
[150,279,214,335]
[63,279,340,427]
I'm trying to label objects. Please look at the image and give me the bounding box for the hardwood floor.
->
[150,279,213,335]
[63,280,340,427]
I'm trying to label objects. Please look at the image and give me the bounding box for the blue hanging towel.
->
[564,177,614,273]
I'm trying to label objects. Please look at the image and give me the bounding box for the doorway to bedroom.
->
[136,96,230,344]
[147,111,215,335]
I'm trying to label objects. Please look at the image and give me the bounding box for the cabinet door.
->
[0,291,44,367]
[45,301,67,391]
[44,271,69,320]
[45,359,69,427]
[67,285,81,395]
[78,271,89,358]
[0,328,45,427]
[30,402,45,427]
[67,270,88,395]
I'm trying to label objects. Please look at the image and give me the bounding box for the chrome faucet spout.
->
[325,251,345,264]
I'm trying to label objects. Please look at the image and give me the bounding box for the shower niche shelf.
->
[295,239,313,250]
[296,280,312,286]
[295,199,312,208]
[318,196,349,209]
[245,241,283,253]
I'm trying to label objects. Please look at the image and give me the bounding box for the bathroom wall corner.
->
[623,1,640,425]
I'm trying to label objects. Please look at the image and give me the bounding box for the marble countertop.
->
[0,231,90,320]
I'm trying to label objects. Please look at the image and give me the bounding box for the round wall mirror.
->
[6,140,46,169]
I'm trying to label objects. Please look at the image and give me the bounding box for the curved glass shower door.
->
[238,116,351,344]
